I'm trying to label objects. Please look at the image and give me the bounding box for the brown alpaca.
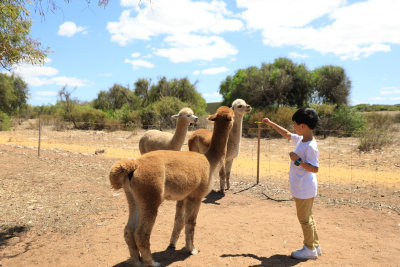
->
[109,106,234,267]
[188,99,251,193]
[139,107,198,154]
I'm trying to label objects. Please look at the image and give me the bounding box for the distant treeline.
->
[1,58,399,145]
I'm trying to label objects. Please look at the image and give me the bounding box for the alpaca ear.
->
[208,114,217,121]
[171,114,180,119]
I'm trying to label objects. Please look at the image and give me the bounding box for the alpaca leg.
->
[218,165,226,193]
[225,160,234,190]
[123,188,141,264]
[169,200,185,249]
[184,197,202,254]
[135,205,160,267]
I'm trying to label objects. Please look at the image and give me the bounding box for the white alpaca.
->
[188,99,252,192]
[139,107,198,154]
[109,106,234,267]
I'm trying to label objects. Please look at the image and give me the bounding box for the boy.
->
[262,108,321,260]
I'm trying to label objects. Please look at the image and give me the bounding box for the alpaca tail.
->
[109,159,138,190]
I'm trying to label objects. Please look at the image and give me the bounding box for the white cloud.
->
[238,0,400,60]
[107,0,242,62]
[125,58,154,69]
[380,86,400,95]
[107,0,242,45]
[35,91,58,96]
[58,22,86,37]
[289,52,309,59]
[194,67,229,75]
[155,35,237,63]
[202,92,222,99]
[8,61,88,87]
[131,52,141,58]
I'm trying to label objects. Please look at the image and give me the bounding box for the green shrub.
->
[140,107,160,129]
[70,105,108,130]
[395,113,400,123]
[243,106,296,137]
[332,105,366,136]
[312,104,336,137]
[0,111,11,131]
[153,97,187,129]
[358,128,392,152]
[114,104,141,127]
[357,112,394,152]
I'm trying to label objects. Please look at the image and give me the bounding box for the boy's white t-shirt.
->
[289,134,319,199]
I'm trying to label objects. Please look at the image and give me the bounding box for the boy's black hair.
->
[292,108,319,130]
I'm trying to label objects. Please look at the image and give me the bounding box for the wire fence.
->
[2,117,399,207]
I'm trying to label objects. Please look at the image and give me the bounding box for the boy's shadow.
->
[221,253,303,266]
[113,247,191,267]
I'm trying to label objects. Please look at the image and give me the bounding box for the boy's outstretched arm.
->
[262,118,292,140]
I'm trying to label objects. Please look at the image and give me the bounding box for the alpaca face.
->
[208,106,234,122]
[232,99,252,116]
[172,107,198,124]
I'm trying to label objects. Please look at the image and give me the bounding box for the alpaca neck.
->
[229,113,244,145]
[170,118,189,150]
[205,121,231,176]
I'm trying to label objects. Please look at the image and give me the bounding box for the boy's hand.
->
[262,118,272,125]
[289,152,300,161]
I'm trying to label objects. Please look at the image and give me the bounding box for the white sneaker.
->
[315,245,322,256]
[291,245,318,260]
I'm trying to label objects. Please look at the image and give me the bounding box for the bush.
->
[140,107,160,129]
[243,106,296,137]
[312,104,336,137]
[114,104,141,128]
[153,97,187,129]
[332,105,366,136]
[0,111,11,131]
[70,105,108,130]
[358,128,392,152]
[357,112,394,152]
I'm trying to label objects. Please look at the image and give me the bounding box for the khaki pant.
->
[293,197,319,249]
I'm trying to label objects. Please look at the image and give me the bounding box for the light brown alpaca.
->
[139,107,198,154]
[109,106,234,267]
[188,99,252,193]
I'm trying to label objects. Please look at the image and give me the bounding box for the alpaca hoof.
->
[127,259,142,267]
[167,244,176,250]
[142,260,160,267]
[190,248,199,255]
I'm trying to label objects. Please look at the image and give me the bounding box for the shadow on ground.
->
[113,247,191,267]
[0,226,29,247]
[202,189,224,205]
[221,253,303,266]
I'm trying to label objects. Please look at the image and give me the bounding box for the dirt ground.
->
[1,123,400,266]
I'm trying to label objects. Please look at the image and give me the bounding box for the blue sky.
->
[7,0,400,106]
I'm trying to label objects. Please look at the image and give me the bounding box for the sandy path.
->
[2,190,400,267]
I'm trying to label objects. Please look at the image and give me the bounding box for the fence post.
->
[38,115,41,157]
[257,112,261,184]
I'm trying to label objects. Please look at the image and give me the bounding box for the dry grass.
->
[1,122,399,237]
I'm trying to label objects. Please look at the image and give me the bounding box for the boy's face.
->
[293,121,306,135]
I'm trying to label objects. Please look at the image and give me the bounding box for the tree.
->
[147,77,206,114]
[1,0,109,70]
[93,84,140,111]
[220,58,313,108]
[58,86,78,127]
[0,73,28,114]
[134,78,150,107]
[312,66,351,105]
[0,0,47,70]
